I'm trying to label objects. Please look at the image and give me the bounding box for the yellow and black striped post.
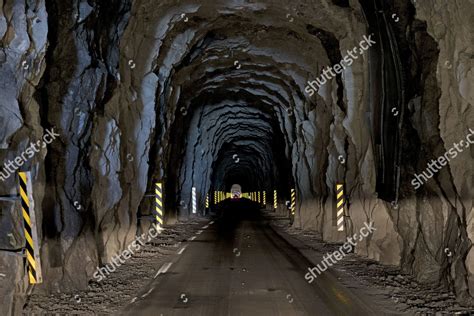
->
[263,191,266,206]
[205,194,209,209]
[257,191,261,204]
[274,190,277,209]
[290,189,296,215]
[336,184,344,231]
[19,171,43,284]
[154,182,164,228]
[214,191,217,204]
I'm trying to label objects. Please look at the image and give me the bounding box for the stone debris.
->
[268,213,474,315]
[24,219,208,314]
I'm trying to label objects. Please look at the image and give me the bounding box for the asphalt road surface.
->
[122,200,378,316]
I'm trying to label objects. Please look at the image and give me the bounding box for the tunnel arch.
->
[4,0,471,309]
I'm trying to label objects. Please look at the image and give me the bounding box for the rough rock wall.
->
[0,1,48,314]
[0,0,473,314]
[405,0,474,303]
[37,0,134,293]
[325,0,474,304]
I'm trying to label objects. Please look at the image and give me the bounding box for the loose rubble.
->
[267,212,474,315]
[24,218,208,314]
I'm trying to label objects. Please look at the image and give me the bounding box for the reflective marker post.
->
[19,171,43,284]
[336,184,345,231]
[274,190,277,210]
[192,187,197,214]
[290,189,296,216]
[154,182,164,228]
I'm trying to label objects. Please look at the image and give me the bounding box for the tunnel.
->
[0,0,473,315]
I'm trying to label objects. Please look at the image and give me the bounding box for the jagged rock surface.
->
[0,0,472,314]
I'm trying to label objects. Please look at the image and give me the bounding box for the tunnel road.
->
[122,207,378,316]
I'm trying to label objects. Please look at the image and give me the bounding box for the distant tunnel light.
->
[231,184,242,199]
